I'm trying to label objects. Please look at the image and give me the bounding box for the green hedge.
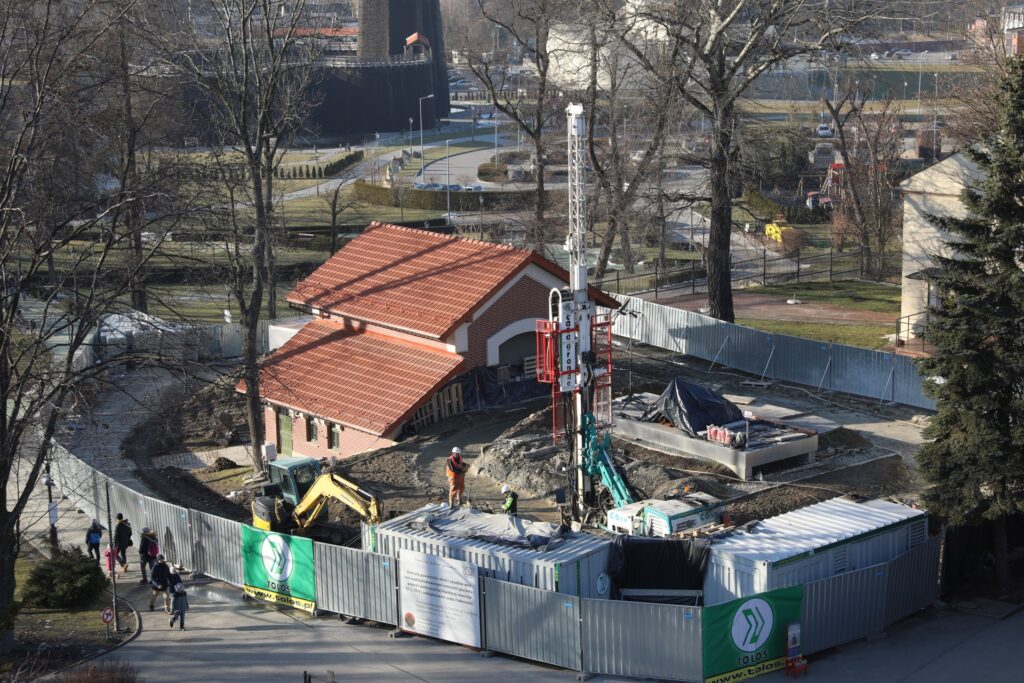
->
[478,163,508,182]
[352,180,553,212]
[272,150,364,179]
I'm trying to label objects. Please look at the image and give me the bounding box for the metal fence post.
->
[691,259,696,294]
[654,262,659,300]
[762,249,767,286]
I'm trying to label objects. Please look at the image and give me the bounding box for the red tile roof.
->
[288,222,618,339]
[258,319,465,435]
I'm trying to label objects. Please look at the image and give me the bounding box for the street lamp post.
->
[446,139,451,224]
[313,146,320,196]
[408,117,413,156]
[43,463,57,547]
[419,94,435,176]
[933,72,939,162]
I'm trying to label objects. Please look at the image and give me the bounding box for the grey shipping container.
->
[704,497,927,606]
[364,504,613,598]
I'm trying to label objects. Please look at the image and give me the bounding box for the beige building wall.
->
[898,153,983,337]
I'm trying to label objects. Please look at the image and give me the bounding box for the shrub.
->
[22,547,106,609]
[478,162,507,182]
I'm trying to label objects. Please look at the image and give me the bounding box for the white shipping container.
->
[703,497,927,606]
[643,495,722,536]
[365,504,613,598]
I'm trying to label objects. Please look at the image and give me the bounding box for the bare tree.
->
[0,0,176,654]
[591,0,876,321]
[465,0,571,250]
[151,0,322,462]
[824,88,904,278]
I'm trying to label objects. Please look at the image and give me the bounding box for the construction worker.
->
[446,447,467,507]
[501,484,518,517]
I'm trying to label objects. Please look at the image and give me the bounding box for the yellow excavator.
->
[252,456,381,542]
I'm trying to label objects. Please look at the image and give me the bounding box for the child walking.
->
[168,582,189,631]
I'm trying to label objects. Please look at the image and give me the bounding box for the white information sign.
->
[398,549,480,648]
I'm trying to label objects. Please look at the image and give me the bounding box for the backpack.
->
[147,540,160,558]
[87,531,101,545]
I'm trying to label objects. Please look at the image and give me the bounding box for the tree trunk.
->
[532,139,547,250]
[263,158,277,320]
[119,25,146,313]
[241,317,265,472]
[707,110,735,322]
[0,524,17,655]
[993,515,1011,594]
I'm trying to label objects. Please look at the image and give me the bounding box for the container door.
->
[277,408,293,456]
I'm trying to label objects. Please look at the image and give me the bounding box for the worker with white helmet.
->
[446,447,468,507]
[500,484,518,517]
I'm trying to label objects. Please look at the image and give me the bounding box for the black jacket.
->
[139,534,158,560]
[114,520,133,550]
[150,561,171,590]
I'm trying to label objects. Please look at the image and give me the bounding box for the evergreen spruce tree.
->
[918,59,1024,591]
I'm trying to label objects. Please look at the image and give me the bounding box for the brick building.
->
[255,222,618,459]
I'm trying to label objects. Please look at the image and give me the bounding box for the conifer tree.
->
[918,58,1024,591]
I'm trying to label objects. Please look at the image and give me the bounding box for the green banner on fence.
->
[702,585,804,682]
[241,525,316,612]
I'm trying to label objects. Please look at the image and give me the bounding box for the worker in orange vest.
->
[446,447,468,507]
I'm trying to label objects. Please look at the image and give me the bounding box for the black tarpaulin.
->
[607,535,710,591]
[643,378,743,436]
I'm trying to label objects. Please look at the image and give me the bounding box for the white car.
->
[816,123,834,138]
[870,52,880,60]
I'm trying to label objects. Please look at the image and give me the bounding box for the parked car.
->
[946,53,958,61]
[816,123,834,138]
[445,184,462,192]
[414,182,428,189]
[465,184,484,192]
[424,183,442,190]
[870,52,880,60]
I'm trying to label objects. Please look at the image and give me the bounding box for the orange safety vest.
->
[446,455,465,479]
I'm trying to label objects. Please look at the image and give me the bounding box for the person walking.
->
[138,527,159,584]
[103,543,117,578]
[113,513,133,574]
[85,519,103,565]
[149,555,172,613]
[168,583,190,631]
[446,447,468,507]
[500,484,518,517]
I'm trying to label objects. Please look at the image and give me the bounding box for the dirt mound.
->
[177,373,249,449]
[819,427,873,450]
[473,437,571,498]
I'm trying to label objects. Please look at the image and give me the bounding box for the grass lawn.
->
[279,191,443,224]
[194,465,253,496]
[738,317,893,349]
[743,280,900,314]
[3,553,136,678]
[145,282,303,323]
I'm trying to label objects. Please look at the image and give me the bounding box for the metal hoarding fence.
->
[607,295,936,411]
[189,510,244,587]
[138,497,194,571]
[581,598,703,682]
[884,535,942,626]
[481,577,581,671]
[314,542,398,625]
[801,562,888,655]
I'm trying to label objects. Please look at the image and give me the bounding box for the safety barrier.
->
[610,294,936,410]
[47,437,940,682]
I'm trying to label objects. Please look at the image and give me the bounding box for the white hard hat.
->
[501,484,510,494]
[451,447,462,455]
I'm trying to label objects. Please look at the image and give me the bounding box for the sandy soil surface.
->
[642,290,899,325]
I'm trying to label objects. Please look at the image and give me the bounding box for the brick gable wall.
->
[465,275,550,368]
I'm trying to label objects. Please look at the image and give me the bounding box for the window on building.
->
[328,424,342,450]
[305,415,317,443]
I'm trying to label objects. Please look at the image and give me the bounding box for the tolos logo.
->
[260,534,293,581]
[730,598,774,652]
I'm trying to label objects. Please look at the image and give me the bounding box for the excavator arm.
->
[292,473,382,527]
[581,413,635,509]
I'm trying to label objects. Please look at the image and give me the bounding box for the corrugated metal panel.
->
[893,354,936,410]
[802,562,888,654]
[107,481,147,535]
[831,344,894,401]
[482,577,580,670]
[884,535,941,625]
[50,445,106,522]
[314,543,397,624]
[372,505,612,597]
[710,498,926,563]
[684,310,731,362]
[189,510,244,586]
[774,334,831,388]
[139,498,194,571]
[581,599,702,682]
[724,324,774,376]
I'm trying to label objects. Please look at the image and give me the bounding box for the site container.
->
[643,495,722,536]
[703,497,927,606]
[365,504,613,598]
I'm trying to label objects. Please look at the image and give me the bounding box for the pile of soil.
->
[471,407,573,497]
[819,426,873,450]
[176,373,249,449]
